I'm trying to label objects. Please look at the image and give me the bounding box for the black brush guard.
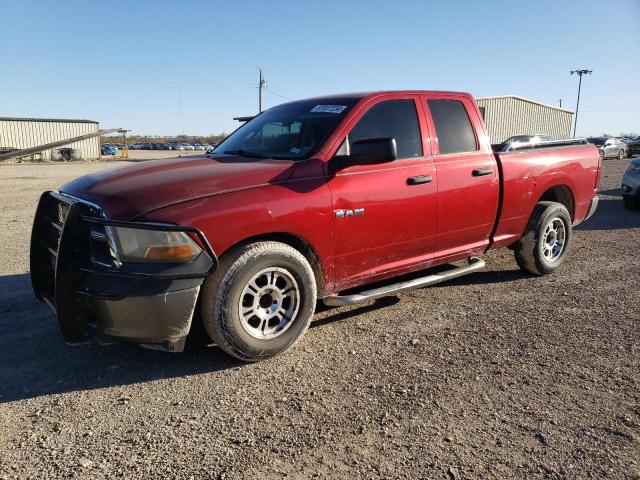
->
[30,191,217,350]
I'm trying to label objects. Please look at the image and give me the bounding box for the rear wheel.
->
[201,241,317,361]
[514,201,573,275]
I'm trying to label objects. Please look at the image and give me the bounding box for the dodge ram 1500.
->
[31,90,600,361]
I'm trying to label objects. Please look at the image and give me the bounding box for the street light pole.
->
[570,69,592,137]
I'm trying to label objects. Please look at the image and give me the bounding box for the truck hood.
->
[61,155,295,219]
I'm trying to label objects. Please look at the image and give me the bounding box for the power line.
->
[0,49,225,70]
[9,72,255,88]
[580,109,640,113]
[265,87,292,101]
[0,79,254,90]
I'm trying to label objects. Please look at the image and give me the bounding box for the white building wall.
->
[476,96,574,143]
[0,118,100,160]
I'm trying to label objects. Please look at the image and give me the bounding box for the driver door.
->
[327,96,438,291]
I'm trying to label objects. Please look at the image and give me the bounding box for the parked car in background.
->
[501,134,553,152]
[586,137,627,159]
[621,157,640,210]
[618,138,635,157]
[170,143,185,150]
[183,144,195,150]
[627,136,640,157]
[194,144,206,150]
[101,144,117,155]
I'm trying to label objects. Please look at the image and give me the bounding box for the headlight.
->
[108,227,202,264]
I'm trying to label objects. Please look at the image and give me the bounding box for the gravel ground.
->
[0,158,638,479]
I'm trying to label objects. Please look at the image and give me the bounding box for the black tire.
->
[514,201,573,276]
[623,196,640,210]
[201,241,317,362]
[599,149,605,160]
[618,149,625,160]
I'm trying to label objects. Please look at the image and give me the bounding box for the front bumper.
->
[621,172,640,197]
[30,192,217,352]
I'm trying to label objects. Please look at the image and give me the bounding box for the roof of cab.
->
[284,90,473,104]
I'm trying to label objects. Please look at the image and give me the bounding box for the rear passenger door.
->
[422,94,499,259]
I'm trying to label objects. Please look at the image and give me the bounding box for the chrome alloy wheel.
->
[238,267,300,339]
[542,217,566,262]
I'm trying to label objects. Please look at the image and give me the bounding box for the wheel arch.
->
[219,232,326,296]
[537,184,576,221]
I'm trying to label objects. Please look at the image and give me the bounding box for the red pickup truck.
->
[31,90,600,361]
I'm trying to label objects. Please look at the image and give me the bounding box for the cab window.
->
[342,99,423,159]
[427,99,478,154]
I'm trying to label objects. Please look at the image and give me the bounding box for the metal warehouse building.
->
[0,117,100,161]
[476,96,574,143]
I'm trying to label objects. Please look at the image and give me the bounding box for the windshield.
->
[212,99,358,160]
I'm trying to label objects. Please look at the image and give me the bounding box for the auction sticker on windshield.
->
[310,105,347,114]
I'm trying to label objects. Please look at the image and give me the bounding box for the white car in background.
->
[194,144,206,150]
[183,144,195,150]
[501,134,553,152]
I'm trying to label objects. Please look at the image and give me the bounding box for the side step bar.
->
[322,257,486,307]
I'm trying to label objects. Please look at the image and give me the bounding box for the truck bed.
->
[490,141,600,249]
[491,138,588,153]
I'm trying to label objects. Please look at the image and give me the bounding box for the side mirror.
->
[332,137,397,170]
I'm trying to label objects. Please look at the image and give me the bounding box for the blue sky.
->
[1,0,638,137]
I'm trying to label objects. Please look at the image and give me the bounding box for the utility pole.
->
[570,69,592,137]
[258,67,267,113]
[559,99,562,108]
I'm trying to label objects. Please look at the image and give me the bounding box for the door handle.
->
[407,175,433,185]
[472,168,493,177]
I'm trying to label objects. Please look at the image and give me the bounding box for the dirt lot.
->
[0,157,638,479]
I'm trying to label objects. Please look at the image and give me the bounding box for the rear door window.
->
[427,99,478,155]
[347,99,422,159]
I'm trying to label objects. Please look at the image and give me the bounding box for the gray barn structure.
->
[476,96,574,143]
[0,117,100,160]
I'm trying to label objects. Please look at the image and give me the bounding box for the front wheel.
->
[514,201,573,275]
[618,149,625,160]
[201,241,317,361]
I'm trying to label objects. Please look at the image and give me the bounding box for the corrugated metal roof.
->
[476,95,574,114]
[0,117,99,124]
